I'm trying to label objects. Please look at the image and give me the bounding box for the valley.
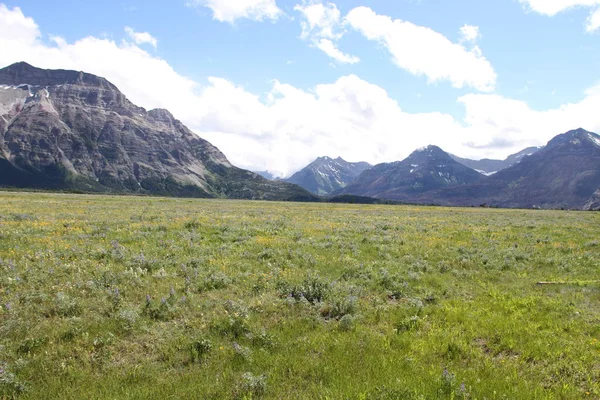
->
[0,192,598,398]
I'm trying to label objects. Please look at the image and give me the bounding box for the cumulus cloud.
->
[345,7,497,92]
[1,4,600,178]
[294,3,494,88]
[315,38,360,64]
[295,1,343,39]
[188,0,282,23]
[294,1,359,64]
[586,7,600,31]
[0,4,38,43]
[520,0,600,32]
[124,26,157,48]
[459,24,480,42]
[519,0,600,16]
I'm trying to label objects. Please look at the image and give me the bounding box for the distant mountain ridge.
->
[0,62,316,201]
[450,146,543,175]
[284,156,371,195]
[407,129,600,209]
[338,145,483,200]
[337,131,600,209]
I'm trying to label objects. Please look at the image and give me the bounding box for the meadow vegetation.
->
[0,192,598,399]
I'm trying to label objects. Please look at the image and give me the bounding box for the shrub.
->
[214,301,250,338]
[234,372,267,399]
[320,295,357,320]
[52,292,82,317]
[17,337,47,356]
[279,275,329,304]
[338,314,357,332]
[0,364,27,396]
[116,308,139,331]
[377,269,408,300]
[198,271,232,292]
[143,293,177,321]
[190,338,212,364]
[395,315,420,333]
[184,220,201,230]
[232,342,252,363]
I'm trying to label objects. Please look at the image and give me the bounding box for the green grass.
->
[0,192,599,399]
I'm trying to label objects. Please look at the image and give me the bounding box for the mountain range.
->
[336,146,483,200]
[1,62,599,210]
[0,62,315,201]
[337,129,600,210]
[284,156,371,195]
[427,129,600,209]
[450,146,543,175]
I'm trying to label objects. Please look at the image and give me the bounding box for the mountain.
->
[0,62,316,201]
[284,156,371,195]
[450,146,543,175]
[426,128,600,209]
[338,145,484,200]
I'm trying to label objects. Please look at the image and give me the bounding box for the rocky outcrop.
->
[0,62,315,201]
[584,189,600,211]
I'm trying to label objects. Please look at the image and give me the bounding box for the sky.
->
[1,0,600,177]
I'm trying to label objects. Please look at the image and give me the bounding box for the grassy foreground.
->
[0,192,598,399]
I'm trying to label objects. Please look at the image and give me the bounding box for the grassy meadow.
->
[0,192,599,399]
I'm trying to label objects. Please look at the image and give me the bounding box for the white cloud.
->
[520,0,600,32]
[459,24,480,42]
[586,7,600,31]
[0,4,38,43]
[294,1,360,64]
[188,0,282,23]
[345,7,497,92]
[295,1,343,39]
[519,0,600,16]
[458,90,600,150]
[2,4,600,178]
[124,26,157,48]
[315,38,360,64]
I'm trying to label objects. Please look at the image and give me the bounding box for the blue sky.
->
[1,0,600,176]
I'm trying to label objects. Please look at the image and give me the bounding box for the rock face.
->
[0,62,315,201]
[338,146,483,200]
[430,129,600,209]
[285,156,371,195]
[450,146,543,176]
[584,189,600,211]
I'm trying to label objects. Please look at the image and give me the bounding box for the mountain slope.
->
[426,129,600,209]
[584,189,600,211]
[451,146,543,175]
[253,171,277,180]
[0,62,316,201]
[284,156,371,195]
[339,146,483,200]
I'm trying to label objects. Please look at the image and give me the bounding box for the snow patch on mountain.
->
[589,133,600,148]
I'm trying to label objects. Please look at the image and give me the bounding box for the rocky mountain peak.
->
[148,108,176,123]
[315,156,333,163]
[0,62,116,89]
[547,128,600,150]
[407,145,451,163]
[0,62,315,201]
[285,156,371,195]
